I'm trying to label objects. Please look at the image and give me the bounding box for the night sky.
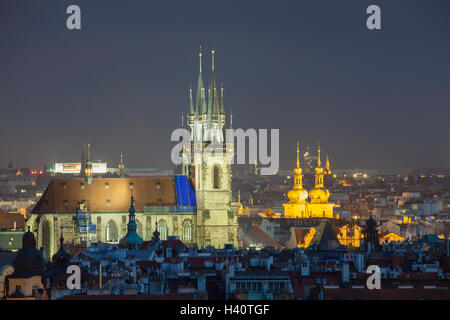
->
[1,0,449,172]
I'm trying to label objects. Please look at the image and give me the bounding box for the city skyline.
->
[1,0,449,171]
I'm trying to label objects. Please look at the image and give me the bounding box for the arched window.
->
[106,220,118,243]
[42,220,51,259]
[158,220,168,240]
[136,220,143,239]
[182,219,192,242]
[213,165,220,189]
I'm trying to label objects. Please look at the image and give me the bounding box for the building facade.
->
[283,142,334,218]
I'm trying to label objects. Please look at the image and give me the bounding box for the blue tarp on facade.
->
[174,175,196,206]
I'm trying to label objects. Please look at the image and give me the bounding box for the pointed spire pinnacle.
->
[317,141,321,167]
[230,110,233,129]
[296,141,300,169]
[326,153,331,174]
[238,189,241,203]
[189,84,194,115]
[181,112,184,127]
[221,82,224,114]
[120,152,124,165]
[199,45,203,73]
[196,46,206,115]
[211,49,215,71]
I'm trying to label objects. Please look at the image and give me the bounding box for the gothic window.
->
[42,220,51,259]
[158,220,168,240]
[106,220,118,242]
[182,219,192,242]
[213,165,220,189]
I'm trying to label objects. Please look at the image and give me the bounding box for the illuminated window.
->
[63,200,68,207]
[156,182,161,189]
[80,183,85,189]
[158,220,168,240]
[61,182,67,190]
[106,199,111,206]
[105,183,109,190]
[106,220,118,242]
[129,183,134,190]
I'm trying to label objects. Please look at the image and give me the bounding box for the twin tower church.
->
[27,48,334,259]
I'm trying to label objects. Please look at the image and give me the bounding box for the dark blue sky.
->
[1,0,449,171]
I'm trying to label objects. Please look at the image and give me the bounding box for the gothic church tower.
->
[183,47,238,248]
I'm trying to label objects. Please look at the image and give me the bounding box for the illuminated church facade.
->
[283,142,335,219]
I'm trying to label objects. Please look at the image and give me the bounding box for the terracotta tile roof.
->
[0,212,25,230]
[32,177,177,213]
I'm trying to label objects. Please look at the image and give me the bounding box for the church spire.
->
[195,46,206,115]
[119,193,143,249]
[285,142,308,206]
[189,84,194,116]
[325,153,331,175]
[317,141,321,168]
[85,143,93,184]
[230,110,233,129]
[220,82,225,114]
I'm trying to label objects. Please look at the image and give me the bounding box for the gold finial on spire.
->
[238,189,241,203]
[198,45,202,73]
[211,49,215,71]
[120,152,123,164]
[181,113,184,127]
[326,153,331,174]
[317,141,321,167]
[296,141,300,169]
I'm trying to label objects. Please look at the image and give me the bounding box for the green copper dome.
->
[119,195,143,249]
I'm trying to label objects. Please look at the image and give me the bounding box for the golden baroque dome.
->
[308,187,330,203]
[288,187,308,203]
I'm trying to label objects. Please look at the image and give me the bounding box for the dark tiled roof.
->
[242,226,282,249]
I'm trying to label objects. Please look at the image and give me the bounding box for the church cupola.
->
[119,195,143,249]
[287,142,308,204]
[308,142,331,204]
[51,232,71,263]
